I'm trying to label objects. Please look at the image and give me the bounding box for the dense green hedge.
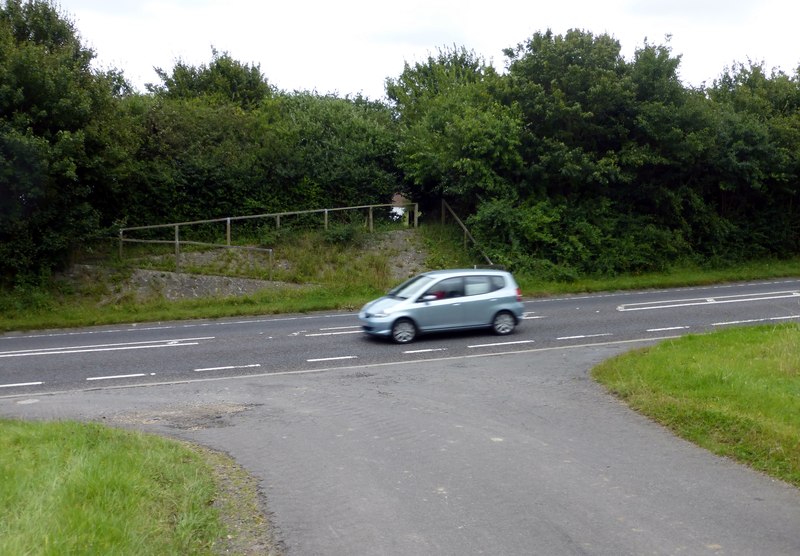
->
[2,2,799,284]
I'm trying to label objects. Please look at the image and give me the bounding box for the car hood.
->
[361,296,405,315]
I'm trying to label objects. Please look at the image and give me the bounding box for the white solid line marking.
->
[468,340,535,349]
[404,348,448,354]
[557,333,613,340]
[305,331,362,337]
[86,373,147,381]
[307,355,358,362]
[647,326,690,332]
[712,315,800,327]
[0,381,44,388]
[194,364,262,372]
[522,313,546,319]
[0,337,214,358]
[618,291,800,311]
[319,326,361,331]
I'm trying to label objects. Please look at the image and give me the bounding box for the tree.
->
[118,90,401,227]
[147,48,272,109]
[387,46,523,212]
[704,63,800,257]
[0,0,127,282]
[268,93,400,210]
[121,97,266,224]
[503,29,635,200]
[483,31,722,273]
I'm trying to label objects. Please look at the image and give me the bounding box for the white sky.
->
[58,0,800,100]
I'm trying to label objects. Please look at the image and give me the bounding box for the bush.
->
[468,197,698,278]
[322,223,363,245]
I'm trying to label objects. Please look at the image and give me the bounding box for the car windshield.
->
[387,275,435,299]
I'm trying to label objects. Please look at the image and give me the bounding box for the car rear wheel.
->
[492,311,516,335]
[391,318,417,344]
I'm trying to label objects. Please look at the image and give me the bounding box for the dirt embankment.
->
[67,229,428,303]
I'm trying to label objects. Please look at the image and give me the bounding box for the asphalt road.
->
[1,279,799,554]
[2,278,800,395]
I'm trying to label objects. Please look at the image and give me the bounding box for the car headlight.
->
[373,308,395,318]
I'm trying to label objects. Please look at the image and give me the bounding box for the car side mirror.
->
[420,294,438,302]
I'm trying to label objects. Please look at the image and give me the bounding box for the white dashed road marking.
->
[194,364,262,372]
[86,373,148,382]
[557,333,613,341]
[0,337,214,358]
[468,340,535,349]
[0,381,44,388]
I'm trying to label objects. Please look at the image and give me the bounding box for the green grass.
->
[593,324,800,487]
[516,257,800,296]
[0,419,225,555]
[0,280,384,332]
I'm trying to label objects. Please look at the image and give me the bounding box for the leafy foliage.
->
[387,46,522,211]
[471,29,800,275]
[2,6,799,284]
[148,47,272,109]
[0,0,127,283]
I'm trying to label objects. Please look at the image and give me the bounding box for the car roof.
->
[423,268,510,278]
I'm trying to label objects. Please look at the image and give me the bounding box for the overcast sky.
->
[58,0,800,100]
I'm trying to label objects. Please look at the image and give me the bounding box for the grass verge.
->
[0,419,239,555]
[517,257,800,296]
[592,324,800,487]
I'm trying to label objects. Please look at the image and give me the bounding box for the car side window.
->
[464,276,491,296]
[423,277,464,300]
[489,276,505,292]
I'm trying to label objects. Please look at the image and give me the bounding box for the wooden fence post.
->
[174,224,180,272]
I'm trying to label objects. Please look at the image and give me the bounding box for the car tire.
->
[391,318,417,344]
[492,311,516,335]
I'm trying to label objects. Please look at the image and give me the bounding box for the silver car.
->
[358,269,524,343]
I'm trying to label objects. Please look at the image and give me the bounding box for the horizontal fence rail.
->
[118,202,419,275]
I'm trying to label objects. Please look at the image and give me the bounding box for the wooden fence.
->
[118,202,419,273]
[440,200,493,266]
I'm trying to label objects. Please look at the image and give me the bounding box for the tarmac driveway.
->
[2,342,799,555]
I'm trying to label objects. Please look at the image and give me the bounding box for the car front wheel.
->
[391,318,417,344]
[492,311,516,335]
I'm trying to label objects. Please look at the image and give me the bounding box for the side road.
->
[2,343,799,555]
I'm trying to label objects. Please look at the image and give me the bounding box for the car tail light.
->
[516,287,522,302]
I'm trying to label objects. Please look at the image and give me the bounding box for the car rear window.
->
[490,276,505,291]
[464,275,505,296]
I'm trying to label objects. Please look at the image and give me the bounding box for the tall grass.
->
[0,419,224,555]
[593,324,800,486]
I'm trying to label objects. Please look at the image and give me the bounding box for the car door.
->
[411,277,465,331]
[461,275,504,326]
